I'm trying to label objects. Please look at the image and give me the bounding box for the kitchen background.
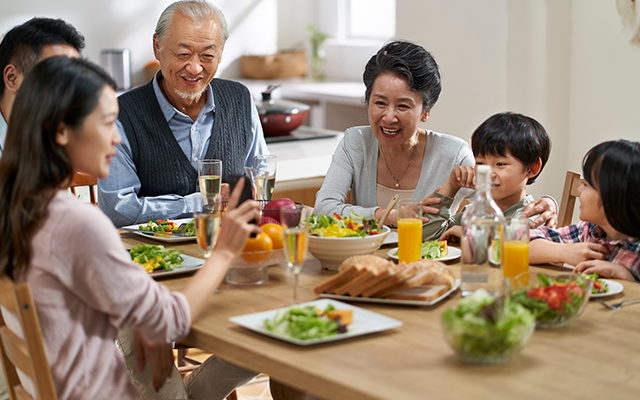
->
[2,0,640,208]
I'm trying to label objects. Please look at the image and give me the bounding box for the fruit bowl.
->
[508,272,592,329]
[227,249,284,285]
[441,289,535,364]
[307,226,391,270]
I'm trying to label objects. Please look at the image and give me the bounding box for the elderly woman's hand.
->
[522,197,558,229]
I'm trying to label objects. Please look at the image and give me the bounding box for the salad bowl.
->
[308,225,391,270]
[508,272,592,329]
[441,289,535,364]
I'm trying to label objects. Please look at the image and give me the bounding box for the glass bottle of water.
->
[460,165,505,296]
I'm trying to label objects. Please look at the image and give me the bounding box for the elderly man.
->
[98,0,268,227]
[0,17,84,156]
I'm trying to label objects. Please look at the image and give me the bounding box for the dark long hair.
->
[363,40,441,113]
[0,56,115,278]
[582,139,640,238]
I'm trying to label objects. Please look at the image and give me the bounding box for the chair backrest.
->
[558,171,583,227]
[69,173,98,206]
[0,275,57,400]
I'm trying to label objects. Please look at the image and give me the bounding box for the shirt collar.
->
[152,71,215,122]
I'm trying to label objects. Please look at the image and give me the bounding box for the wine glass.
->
[194,201,222,258]
[281,206,311,304]
[253,155,277,201]
[198,159,222,205]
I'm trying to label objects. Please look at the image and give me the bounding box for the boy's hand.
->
[562,243,609,266]
[439,165,475,198]
[524,197,558,228]
[573,260,635,281]
[440,226,462,243]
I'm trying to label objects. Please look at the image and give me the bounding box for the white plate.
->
[382,231,398,245]
[387,246,461,262]
[321,279,460,307]
[121,218,196,243]
[148,254,205,279]
[591,279,624,298]
[229,299,403,346]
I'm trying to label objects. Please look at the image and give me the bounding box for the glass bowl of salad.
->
[307,212,391,270]
[508,272,592,329]
[441,289,535,364]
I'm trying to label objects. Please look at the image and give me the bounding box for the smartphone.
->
[228,174,258,237]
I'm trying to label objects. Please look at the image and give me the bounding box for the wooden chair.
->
[69,173,98,206]
[558,171,583,227]
[0,275,57,400]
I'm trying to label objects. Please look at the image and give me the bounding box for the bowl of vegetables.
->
[307,212,391,270]
[441,289,535,364]
[508,272,592,329]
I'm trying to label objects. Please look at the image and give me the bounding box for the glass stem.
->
[294,273,299,304]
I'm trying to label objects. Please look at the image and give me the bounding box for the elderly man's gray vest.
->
[117,76,252,197]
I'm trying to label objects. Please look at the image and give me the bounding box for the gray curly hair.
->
[155,1,229,48]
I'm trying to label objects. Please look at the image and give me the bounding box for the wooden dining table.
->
[121,232,640,400]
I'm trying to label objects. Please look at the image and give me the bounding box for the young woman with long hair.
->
[0,56,261,399]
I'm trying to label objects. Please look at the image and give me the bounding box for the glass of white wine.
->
[281,206,311,304]
[194,202,222,259]
[253,155,277,201]
[198,159,222,206]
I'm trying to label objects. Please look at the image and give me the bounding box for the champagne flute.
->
[253,155,277,201]
[194,202,222,258]
[198,159,222,205]
[281,206,311,304]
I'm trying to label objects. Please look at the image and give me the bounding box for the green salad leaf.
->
[129,244,184,271]
[263,304,345,340]
[392,241,446,259]
[442,289,534,358]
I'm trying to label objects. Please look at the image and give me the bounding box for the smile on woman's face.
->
[57,86,121,179]
[367,73,428,149]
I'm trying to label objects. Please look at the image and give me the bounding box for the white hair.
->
[155,0,229,48]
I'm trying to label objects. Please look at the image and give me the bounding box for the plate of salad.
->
[229,299,402,346]
[129,244,204,278]
[582,274,624,297]
[121,218,196,243]
[387,241,461,262]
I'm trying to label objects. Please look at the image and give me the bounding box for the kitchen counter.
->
[266,126,343,196]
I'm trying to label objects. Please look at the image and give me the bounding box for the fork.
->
[596,298,640,310]
[175,223,187,235]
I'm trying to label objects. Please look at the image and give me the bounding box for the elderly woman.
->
[314,41,557,233]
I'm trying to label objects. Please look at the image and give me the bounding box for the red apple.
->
[260,216,280,226]
[263,198,297,223]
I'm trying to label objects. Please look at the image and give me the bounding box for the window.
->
[347,0,396,40]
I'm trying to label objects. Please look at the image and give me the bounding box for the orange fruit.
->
[260,223,284,249]
[241,232,273,262]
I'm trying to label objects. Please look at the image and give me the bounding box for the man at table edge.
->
[97,0,268,228]
[0,18,83,157]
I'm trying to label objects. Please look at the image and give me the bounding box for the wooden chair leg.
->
[226,389,238,400]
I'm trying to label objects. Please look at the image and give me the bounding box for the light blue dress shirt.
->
[0,113,7,157]
[98,75,269,227]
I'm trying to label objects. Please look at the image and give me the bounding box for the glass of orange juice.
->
[503,217,530,287]
[397,199,423,264]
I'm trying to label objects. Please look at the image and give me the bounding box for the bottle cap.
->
[476,165,490,175]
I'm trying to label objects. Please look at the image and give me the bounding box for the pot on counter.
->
[257,85,310,136]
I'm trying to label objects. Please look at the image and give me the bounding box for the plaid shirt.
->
[531,221,640,281]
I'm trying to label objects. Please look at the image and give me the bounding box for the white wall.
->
[396,0,640,206]
[0,0,278,86]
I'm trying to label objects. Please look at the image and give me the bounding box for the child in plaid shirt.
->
[530,140,640,282]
